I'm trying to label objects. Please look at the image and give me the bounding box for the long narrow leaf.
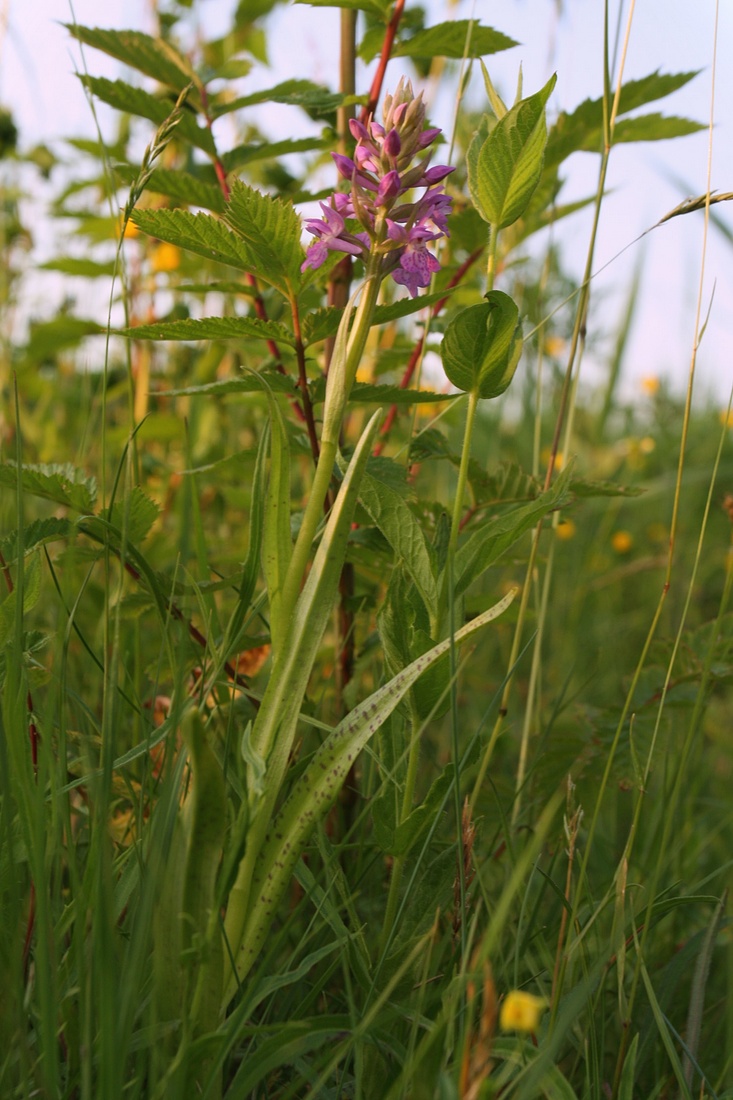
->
[233,588,516,987]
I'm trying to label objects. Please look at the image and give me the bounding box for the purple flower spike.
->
[418,127,442,148]
[383,128,402,158]
[393,241,442,297]
[332,153,357,180]
[376,170,402,206]
[422,164,455,185]
[349,118,370,143]
[301,78,453,294]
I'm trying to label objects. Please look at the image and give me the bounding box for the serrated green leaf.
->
[158,373,297,399]
[120,315,296,346]
[117,166,226,212]
[212,79,348,120]
[358,472,437,614]
[296,0,391,15]
[441,292,522,398]
[81,77,214,155]
[612,114,705,144]
[221,135,330,172]
[0,518,74,564]
[454,464,573,597]
[66,24,196,94]
[362,21,518,62]
[0,463,97,512]
[39,257,117,278]
[101,488,160,543]
[310,379,455,407]
[221,181,304,296]
[473,74,556,228]
[130,207,262,276]
[546,70,701,167]
[24,317,108,361]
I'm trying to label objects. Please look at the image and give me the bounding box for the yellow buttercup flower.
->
[640,375,660,395]
[612,530,633,554]
[151,242,181,273]
[499,990,547,1033]
[555,518,576,540]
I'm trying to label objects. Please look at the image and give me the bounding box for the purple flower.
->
[301,202,369,272]
[301,78,454,292]
[392,242,442,298]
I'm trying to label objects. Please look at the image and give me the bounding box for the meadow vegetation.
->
[1,1,732,1096]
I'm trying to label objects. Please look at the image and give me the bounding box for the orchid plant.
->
[3,2,711,1095]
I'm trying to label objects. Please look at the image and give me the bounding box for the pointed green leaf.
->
[454,464,573,597]
[546,70,701,167]
[221,136,330,172]
[39,257,117,278]
[116,166,226,212]
[0,518,73,564]
[297,0,391,14]
[223,412,384,997]
[473,74,556,228]
[24,317,108,361]
[441,292,522,398]
[66,24,196,93]
[0,462,97,512]
[612,114,705,144]
[80,77,214,155]
[131,207,268,277]
[221,181,305,296]
[101,488,160,543]
[120,315,296,346]
[466,115,493,222]
[358,472,437,615]
[237,588,516,981]
[361,21,518,62]
[212,79,348,119]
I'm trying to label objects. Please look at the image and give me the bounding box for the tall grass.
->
[1,1,732,1097]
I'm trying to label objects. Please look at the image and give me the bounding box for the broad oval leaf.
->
[441,291,522,399]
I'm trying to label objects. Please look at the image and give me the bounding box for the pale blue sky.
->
[2,0,732,403]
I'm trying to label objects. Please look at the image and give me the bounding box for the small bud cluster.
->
[302,78,454,298]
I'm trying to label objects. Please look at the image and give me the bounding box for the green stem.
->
[447,388,479,564]
[279,260,382,623]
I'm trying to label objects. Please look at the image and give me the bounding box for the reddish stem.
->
[359,0,406,123]
[199,86,311,430]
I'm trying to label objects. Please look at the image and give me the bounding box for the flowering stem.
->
[280,258,383,622]
[448,388,479,565]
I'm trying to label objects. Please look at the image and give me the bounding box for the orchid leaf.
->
[233,588,516,989]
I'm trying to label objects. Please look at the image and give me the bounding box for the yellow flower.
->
[720,409,733,429]
[151,242,181,273]
[612,530,633,554]
[543,335,566,359]
[640,375,660,395]
[499,990,547,1033]
[555,518,576,540]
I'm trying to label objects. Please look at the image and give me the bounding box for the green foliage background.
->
[1,1,732,1097]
